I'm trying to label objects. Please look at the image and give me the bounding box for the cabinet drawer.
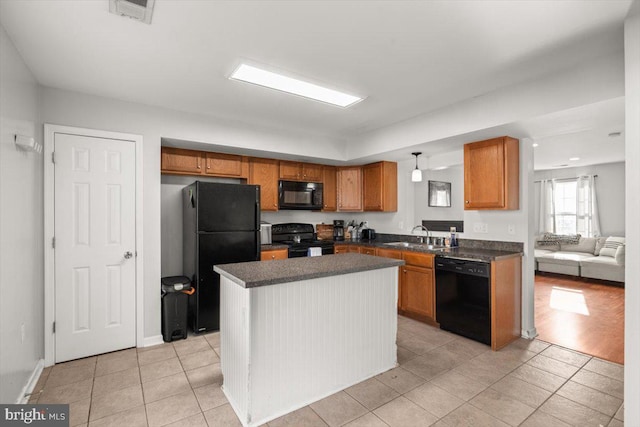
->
[260,249,288,261]
[359,246,376,255]
[402,252,433,268]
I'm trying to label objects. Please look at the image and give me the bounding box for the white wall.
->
[624,1,640,424]
[0,25,44,403]
[40,87,348,339]
[413,165,464,235]
[534,162,626,236]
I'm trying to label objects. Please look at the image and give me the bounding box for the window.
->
[538,175,600,238]
[554,180,578,235]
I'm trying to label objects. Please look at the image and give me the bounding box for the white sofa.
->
[535,235,625,283]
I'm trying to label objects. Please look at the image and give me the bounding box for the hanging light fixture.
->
[411,152,423,182]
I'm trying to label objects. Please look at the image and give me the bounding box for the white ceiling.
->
[0,0,631,168]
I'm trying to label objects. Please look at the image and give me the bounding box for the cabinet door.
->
[337,166,363,212]
[249,158,279,211]
[302,163,323,182]
[363,161,397,212]
[161,147,203,174]
[260,248,288,261]
[322,166,337,211]
[205,153,248,178]
[464,137,519,210]
[279,161,302,180]
[401,265,434,319]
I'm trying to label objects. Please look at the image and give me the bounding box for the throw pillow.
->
[615,245,626,265]
[594,236,608,255]
[600,236,626,258]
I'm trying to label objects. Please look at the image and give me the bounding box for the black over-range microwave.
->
[278,180,323,210]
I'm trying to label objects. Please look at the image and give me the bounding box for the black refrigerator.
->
[183,181,261,333]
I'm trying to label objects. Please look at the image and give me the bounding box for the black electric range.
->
[271,223,335,258]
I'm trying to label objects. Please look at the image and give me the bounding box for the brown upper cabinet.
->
[161,147,248,179]
[161,147,204,174]
[279,161,323,182]
[464,136,519,210]
[248,158,280,212]
[363,161,397,212]
[337,166,363,212]
[321,166,337,211]
[205,152,248,178]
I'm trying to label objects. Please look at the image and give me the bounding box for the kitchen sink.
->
[385,241,412,247]
[384,241,448,251]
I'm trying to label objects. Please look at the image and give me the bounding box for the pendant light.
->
[411,152,423,182]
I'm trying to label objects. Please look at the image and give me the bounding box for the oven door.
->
[278,181,323,210]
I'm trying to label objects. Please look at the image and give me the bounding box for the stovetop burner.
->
[271,223,335,257]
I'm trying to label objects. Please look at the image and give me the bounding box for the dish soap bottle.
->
[450,227,458,247]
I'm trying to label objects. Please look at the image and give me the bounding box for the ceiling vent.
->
[109,0,155,24]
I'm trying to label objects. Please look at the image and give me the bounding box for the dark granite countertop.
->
[334,240,522,262]
[214,253,404,288]
[260,243,289,251]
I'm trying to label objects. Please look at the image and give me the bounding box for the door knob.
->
[124,251,133,259]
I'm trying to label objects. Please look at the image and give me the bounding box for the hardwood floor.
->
[535,273,624,364]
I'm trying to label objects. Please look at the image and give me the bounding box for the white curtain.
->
[538,179,555,234]
[576,175,601,237]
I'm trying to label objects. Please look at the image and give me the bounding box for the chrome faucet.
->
[411,225,430,243]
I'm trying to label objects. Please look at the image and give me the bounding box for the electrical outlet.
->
[398,221,404,230]
[480,223,489,233]
[508,224,516,235]
[473,223,482,233]
[21,323,25,344]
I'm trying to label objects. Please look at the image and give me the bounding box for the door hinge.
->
[52,237,55,249]
[52,322,56,334]
[51,152,55,164]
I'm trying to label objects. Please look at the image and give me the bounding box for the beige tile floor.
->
[28,316,625,427]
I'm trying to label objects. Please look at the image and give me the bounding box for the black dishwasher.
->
[435,256,491,345]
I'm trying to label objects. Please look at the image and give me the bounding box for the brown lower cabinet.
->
[260,248,288,261]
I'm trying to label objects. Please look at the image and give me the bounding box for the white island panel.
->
[220,267,398,427]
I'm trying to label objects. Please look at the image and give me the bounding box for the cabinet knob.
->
[273,204,277,207]
[403,269,407,273]
[271,255,275,260]
[465,200,470,204]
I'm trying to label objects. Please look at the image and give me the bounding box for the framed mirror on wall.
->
[428,180,451,207]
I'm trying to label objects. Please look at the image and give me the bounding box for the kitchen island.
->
[214,253,404,427]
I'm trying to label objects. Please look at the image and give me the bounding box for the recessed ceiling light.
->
[608,132,622,138]
[229,64,363,108]
[569,157,580,161]
[532,143,539,148]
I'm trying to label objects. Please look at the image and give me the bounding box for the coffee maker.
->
[333,220,345,241]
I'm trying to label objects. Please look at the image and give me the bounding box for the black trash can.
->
[161,276,193,342]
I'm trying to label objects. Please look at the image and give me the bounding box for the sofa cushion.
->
[600,237,626,257]
[534,249,555,259]
[560,237,597,254]
[536,251,594,267]
[615,245,625,266]
[581,256,625,282]
[594,237,608,255]
[535,235,559,251]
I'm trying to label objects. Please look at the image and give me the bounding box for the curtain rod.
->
[534,175,598,183]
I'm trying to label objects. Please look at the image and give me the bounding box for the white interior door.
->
[54,132,136,362]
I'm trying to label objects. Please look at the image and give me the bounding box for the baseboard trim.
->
[16,359,45,404]
[142,335,164,348]
[521,327,538,339]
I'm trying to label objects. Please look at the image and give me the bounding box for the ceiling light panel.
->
[230,64,363,108]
